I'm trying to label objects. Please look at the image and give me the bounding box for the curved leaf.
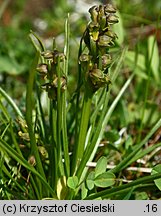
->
[95,156,107,178]
[94,172,116,188]
[67,176,78,190]
[86,171,95,190]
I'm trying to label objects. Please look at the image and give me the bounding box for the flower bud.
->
[36,63,48,75]
[89,68,104,85]
[53,50,65,64]
[18,131,30,141]
[89,67,111,90]
[28,155,36,166]
[98,35,114,47]
[41,50,54,59]
[104,29,118,39]
[104,4,117,13]
[52,76,67,90]
[38,146,48,160]
[104,74,111,85]
[102,54,112,68]
[106,14,119,24]
[79,54,91,63]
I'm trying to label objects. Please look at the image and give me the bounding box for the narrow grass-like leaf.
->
[0,99,10,121]
[122,187,134,200]
[62,14,70,177]
[2,165,25,193]
[72,91,93,173]
[9,122,23,156]
[29,30,45,52]
[0,87,23,118]
[126,142,161,166]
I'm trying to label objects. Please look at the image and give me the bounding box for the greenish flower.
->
[52,50,65,64]
[88,65,111,91]
[52,75,67,90]
[79,54,91,63]
[41,50,54,59]
[106,14,119,24]
[98,35,114,47]
[104,29,118,40]
[101,54,112,68]
[104,4,117,13]
[36,63,48,75]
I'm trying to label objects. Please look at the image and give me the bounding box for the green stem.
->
[36,84,49,143]
[10,122,22,156]
[56,59,62,163]
[61,15,70,177]
[0,99,10,121]
[72,90,93,174]
[56,58,64,177]
[62,92,70,176]
[50,100,57,189]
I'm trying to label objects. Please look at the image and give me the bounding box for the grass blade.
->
[0,87,23,118]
